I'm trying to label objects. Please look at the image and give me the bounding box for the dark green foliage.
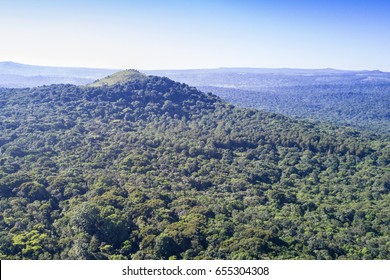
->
[0,73,389,260]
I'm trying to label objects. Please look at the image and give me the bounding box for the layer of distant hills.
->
[0,61,117,88]
[1,62,390,134]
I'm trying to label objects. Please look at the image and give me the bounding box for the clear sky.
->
[1,0,390,70]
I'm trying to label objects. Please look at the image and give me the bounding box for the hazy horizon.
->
[1,60,389,73]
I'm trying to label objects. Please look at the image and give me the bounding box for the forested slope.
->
[0,71,389,260]
[147,68,390,135]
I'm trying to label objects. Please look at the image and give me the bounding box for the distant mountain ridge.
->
[2,61,390,88]
[146,68,390,90]
[0,61,117,88]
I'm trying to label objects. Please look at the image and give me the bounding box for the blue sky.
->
[1,0,389,70]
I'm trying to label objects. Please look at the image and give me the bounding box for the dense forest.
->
[0,70,389,260]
